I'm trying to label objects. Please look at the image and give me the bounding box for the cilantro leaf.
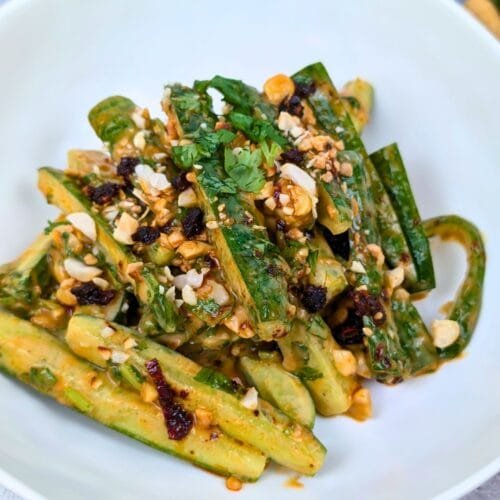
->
[197,129,236,156]
[228,112,288,147]
[192,298,221,318]
[171,144,201,169]
[307,249,319,274]
[172,130,236,169]
[199,76,276,119]
[224,147,265,193]
[260,141,282,167]
[198,169,238,195]
[167,84,216,135]
[43,220,68,235]
[194,367,236,394]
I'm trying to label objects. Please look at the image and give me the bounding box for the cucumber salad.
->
[0,62,485,489]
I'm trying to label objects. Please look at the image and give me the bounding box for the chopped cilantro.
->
[306,315,328,340]
[307,249,319,274]
[197,129,235,155]
[342,96,361,110]
[171,130,236,169]
[228,112,288,147]
[260,141,282,167]
[29,366,57,392]
[224,147,265,193]
[43,220,68,235]
[291,341,310,363]
[197,76,276,119]
[193,298,221,318]
[171,143,200,169]
[194,366,236,394]
[198,170,238,195]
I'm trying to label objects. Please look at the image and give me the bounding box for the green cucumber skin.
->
[0,232,53,303]
[293,63,409,382]
[341,79,374,134]
[239,356,316,428]
[0,310,266,481]
[67,314,326,475]
[278,318,357,416]
[391,298,438,375]
[167,83,216,135]
[423,215,486,359]
[198,166,291,338]
[370,144,436,292]
[317,180,353,235]
[88,96,136,147]
[367,164,418,287]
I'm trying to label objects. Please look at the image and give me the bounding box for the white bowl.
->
[0,0,499,499]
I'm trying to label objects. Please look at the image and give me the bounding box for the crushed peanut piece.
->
[431,319,460,348]
[98,346,112,361]
[101,326,115,338]
[362,327,373,337]
[90,376,103,390]
[348,388,372,421]
[240,387,258,410]
[140,382,158,403]
[83,253,98,265]
[263,73,295,105]
[206,220,219,230]
[194,407,214,429]
[123,338,138,350]
[264,197,277,211]
[366,243,385,267]
[177,241,211,260]
[385,266,405,291]
[333,350,357,377]
[350,261,366,274]
[339,162,353,177]
[111,350,129,364]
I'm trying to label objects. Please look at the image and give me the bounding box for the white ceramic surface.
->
[0,0,499,499]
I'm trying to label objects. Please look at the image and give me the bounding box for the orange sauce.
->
[285,475,304,489]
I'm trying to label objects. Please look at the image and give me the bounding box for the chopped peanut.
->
[366,243,385,268]
[166,229,185,249]
[333,349,357,377]
[339,162,353,177]
[123,338,138,350]
[177,241,211,260]
[355,351,372,378]
[347,388,372,421]
[431,319,460,348]
[195,408,214,429]
[83,253,98,265]
[98,346,112,361]
[90,375,103,390]
[264,197,277,211]
[31,308,65,330]
[311,135,333,151]
[140,382,158,403]
[263,74,295,105]
[56,286,77,307]
[385,266,405,291]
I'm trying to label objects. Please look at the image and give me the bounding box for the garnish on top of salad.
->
[0,62,485,486]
